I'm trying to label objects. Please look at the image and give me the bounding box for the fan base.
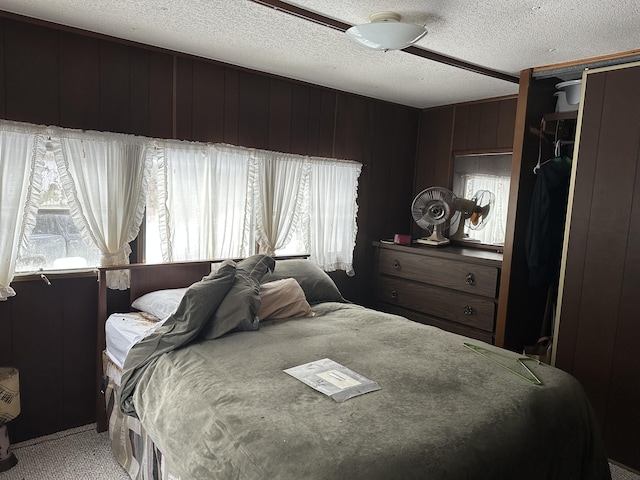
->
[416,237,450,247]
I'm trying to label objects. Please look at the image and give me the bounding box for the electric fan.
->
[450,190,495,241]
[411,187,459,246]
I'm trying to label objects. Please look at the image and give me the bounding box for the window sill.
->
[13,269,98,282]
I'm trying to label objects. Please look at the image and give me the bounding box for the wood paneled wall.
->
[0,13,520,444]
[0,13,418,441]
[412,96,517,235]
[555,64,640,470]
[0,276,98,440]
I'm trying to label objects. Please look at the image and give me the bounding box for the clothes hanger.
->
[533,118,548,174]
[463,342,543,385]
[534,119,572,173]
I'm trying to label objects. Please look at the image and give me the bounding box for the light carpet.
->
[0,423,637,480]
[0,424,128,480]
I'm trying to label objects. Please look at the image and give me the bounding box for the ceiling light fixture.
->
[346,12,427,52]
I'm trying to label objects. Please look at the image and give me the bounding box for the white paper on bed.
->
[284,358,381,403]
[106,312,165,368]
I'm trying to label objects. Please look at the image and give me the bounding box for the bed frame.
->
[95,256,308,432]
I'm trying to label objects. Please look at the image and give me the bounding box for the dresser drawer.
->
[377,276,495,332]
[378,249,498,298]
[382,304,494,344]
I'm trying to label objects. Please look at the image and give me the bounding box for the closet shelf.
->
[543,111,578,122]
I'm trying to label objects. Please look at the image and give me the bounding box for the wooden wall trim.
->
[533,49,640,74]
[494,69,532,347]
[420,94,518,112]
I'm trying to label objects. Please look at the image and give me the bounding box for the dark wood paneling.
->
[268,78,292,152]
[61,277,98,431]
[496,98,517,149]
[478,101,500,149]
[0,300,11,364]
[3,19,59,124]
[148,51,174,139]
[368,101,394,241]
[387,104,418,236]
[451,99,517,153]
[238,72,269,148]
[129,47,150,137]
[305,88,323,156]
[571,74,622,415]
[10,280,65,441]
[6,277,97,443]
[99,41,131,133]
[334,93,366,161]
[223,69,239,144]
[290,83,310,154]
[556,65,640,470]
[607,120,640,467]
[414,106,454,197]
[191,61,225,143]
[175,56,193,140]
[316,90,337,157]
[554,74,606,372]
[59,31,100,130]
[453,103,482,150]
[0,19,5,118]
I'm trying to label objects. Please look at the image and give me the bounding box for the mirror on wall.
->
[450,152,512,249]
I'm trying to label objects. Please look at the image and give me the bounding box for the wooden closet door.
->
[554,62,640,470]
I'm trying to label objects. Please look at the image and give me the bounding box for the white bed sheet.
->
[105,312,164,368]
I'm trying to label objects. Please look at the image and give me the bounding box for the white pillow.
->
[131,288,188,320]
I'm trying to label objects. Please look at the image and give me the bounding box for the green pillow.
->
[261,259,345,304]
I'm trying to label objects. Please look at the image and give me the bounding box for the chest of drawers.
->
[374,243,502,343]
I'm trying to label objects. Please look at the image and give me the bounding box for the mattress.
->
[105,312,163,368]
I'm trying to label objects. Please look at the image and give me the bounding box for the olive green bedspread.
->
[119,299,610,480]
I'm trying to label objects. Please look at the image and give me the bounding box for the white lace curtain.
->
[306,158,362,275]
[147,142,362,275]
[54,129,151,289]
[0,121,44,300]
[0,120,150,297]
[253,150,309,256]
[2,119,362,299]
[147,141,256,262]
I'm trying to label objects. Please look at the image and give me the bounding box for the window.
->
[145,143,362,274]
[451,153,511,247]
[16,149,101,272]
[2,119,361,300]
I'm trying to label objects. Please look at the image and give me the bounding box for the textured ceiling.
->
[1,0,638,108]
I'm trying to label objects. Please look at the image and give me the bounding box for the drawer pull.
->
[465,273,476,285]
[390,289,398,300]
[463,305,474,316]
[393,259,401,270]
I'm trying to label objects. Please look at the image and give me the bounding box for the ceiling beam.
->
[250,0,519,84]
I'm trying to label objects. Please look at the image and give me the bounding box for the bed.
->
[96,255,611,480]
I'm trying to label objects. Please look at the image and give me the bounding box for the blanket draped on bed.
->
[118,259,610,480]
[120,255,275,417]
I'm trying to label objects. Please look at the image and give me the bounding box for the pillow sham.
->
[260,259,345,304]
[200,254,276,340]
[131,287,188,320]
[257,278,314,321]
